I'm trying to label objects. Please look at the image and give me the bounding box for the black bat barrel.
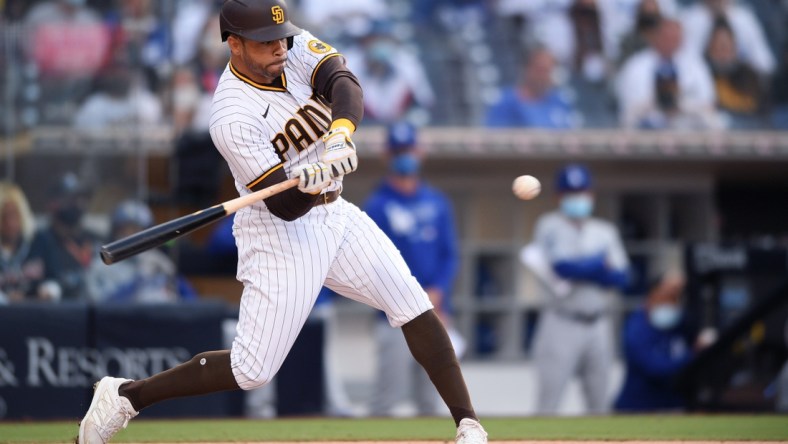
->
[100,205,227,265]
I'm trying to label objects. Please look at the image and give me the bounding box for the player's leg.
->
[370,317,412,415]
[78,210,332,443]
[412,353,440,416]
[325,200,485,442]
[578,318,613,414]
[228,209,333,391]
[78,350,238,443]
[533,312,581,414]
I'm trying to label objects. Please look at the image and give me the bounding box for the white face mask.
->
[560,194,594,219]
[649,303,682,330]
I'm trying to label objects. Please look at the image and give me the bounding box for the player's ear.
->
[227,34,244,55]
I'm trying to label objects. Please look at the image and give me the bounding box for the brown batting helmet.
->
[220,0,302,46]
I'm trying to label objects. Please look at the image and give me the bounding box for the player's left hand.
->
[321,127,358,178]
[292,161,332,194]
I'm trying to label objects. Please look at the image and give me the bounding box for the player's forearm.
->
[256,165,319,221]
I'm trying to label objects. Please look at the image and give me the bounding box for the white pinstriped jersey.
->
[209,30,343,199]
[206,31,433,390]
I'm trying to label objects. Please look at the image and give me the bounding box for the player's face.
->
[234,37,288,83]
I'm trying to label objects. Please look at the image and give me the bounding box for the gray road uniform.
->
[531,210,630,414]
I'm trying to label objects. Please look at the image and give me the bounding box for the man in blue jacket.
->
[615,272,699,411]
[365,121,460,416]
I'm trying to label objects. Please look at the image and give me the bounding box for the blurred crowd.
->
[1,0,787,132]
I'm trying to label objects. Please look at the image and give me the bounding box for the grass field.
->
[1,415,788,443]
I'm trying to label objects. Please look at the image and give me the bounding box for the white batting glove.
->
[292,162,332,194]
[321,127,359,178]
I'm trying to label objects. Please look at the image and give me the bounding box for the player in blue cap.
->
[364,121,462,416]
[528,163,630,414]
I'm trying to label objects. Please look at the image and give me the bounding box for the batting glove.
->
[292,162,332,194]
[321,127,359,178]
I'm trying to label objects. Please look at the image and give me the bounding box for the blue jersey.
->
[484,86,576,129]
[364,181,459,314]
[614,309,694,411]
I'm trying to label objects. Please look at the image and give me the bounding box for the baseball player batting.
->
[76,1,487,443]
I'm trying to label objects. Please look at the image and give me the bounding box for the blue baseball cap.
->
[387,121,417,152]
[556,163,592,192]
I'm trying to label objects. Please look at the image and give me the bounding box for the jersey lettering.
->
[271,103,331,156]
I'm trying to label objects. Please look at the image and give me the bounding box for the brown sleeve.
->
[313,55,364,128]
[249,165,318,222]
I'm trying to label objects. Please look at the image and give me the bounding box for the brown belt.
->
[314,190,340,207]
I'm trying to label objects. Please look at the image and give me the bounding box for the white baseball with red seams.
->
[512,175,541,200]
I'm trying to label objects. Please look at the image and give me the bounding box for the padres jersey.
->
[206,31,433,391]
[209,31,343,201]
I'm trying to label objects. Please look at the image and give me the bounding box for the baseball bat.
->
[100,177,300,265]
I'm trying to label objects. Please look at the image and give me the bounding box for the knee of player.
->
[233,365,276,390]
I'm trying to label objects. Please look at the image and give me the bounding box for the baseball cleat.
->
[77,377,138,444]
[455,418,488,444]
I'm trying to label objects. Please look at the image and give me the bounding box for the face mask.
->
[649,304,682,330]
[391,153,421,176]
[560,194,594,219]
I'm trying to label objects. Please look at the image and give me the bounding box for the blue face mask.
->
[560,194,594,219]
[649,304,682,330]
[391,153,421,176]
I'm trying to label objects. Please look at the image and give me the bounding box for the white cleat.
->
[456,418,488,444]
[77,377,138,444]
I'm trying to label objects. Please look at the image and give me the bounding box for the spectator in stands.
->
[104,0,172,93]
[85,200,196,303]
[298,0,389,42]
[172,13,228,135]
[0,183,43,304]
[171,0,216,66]
[28,172,98,302]
[680,0,775,77]
[23,0,111,123]
[704,20,765,120]
[616,19,724,130]
[72,62,163,130]
[615,271,712,412]
[344,25,435,125]
[364,122,463,417]
[495,0,677,80]
[495,0,575,71]
[568,0,609,83]
[171,14,229,206]
[605,0,679,65]
[484,46,579,128]
[617,0,668,67]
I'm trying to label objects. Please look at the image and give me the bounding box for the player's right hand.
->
[292,162,331,194]
[321,127,359,178]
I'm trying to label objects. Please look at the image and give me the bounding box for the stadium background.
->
[1,0,787,423]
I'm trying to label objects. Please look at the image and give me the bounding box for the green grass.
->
[2,415,788,443]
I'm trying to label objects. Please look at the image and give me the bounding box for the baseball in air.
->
[512,175,541,200]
